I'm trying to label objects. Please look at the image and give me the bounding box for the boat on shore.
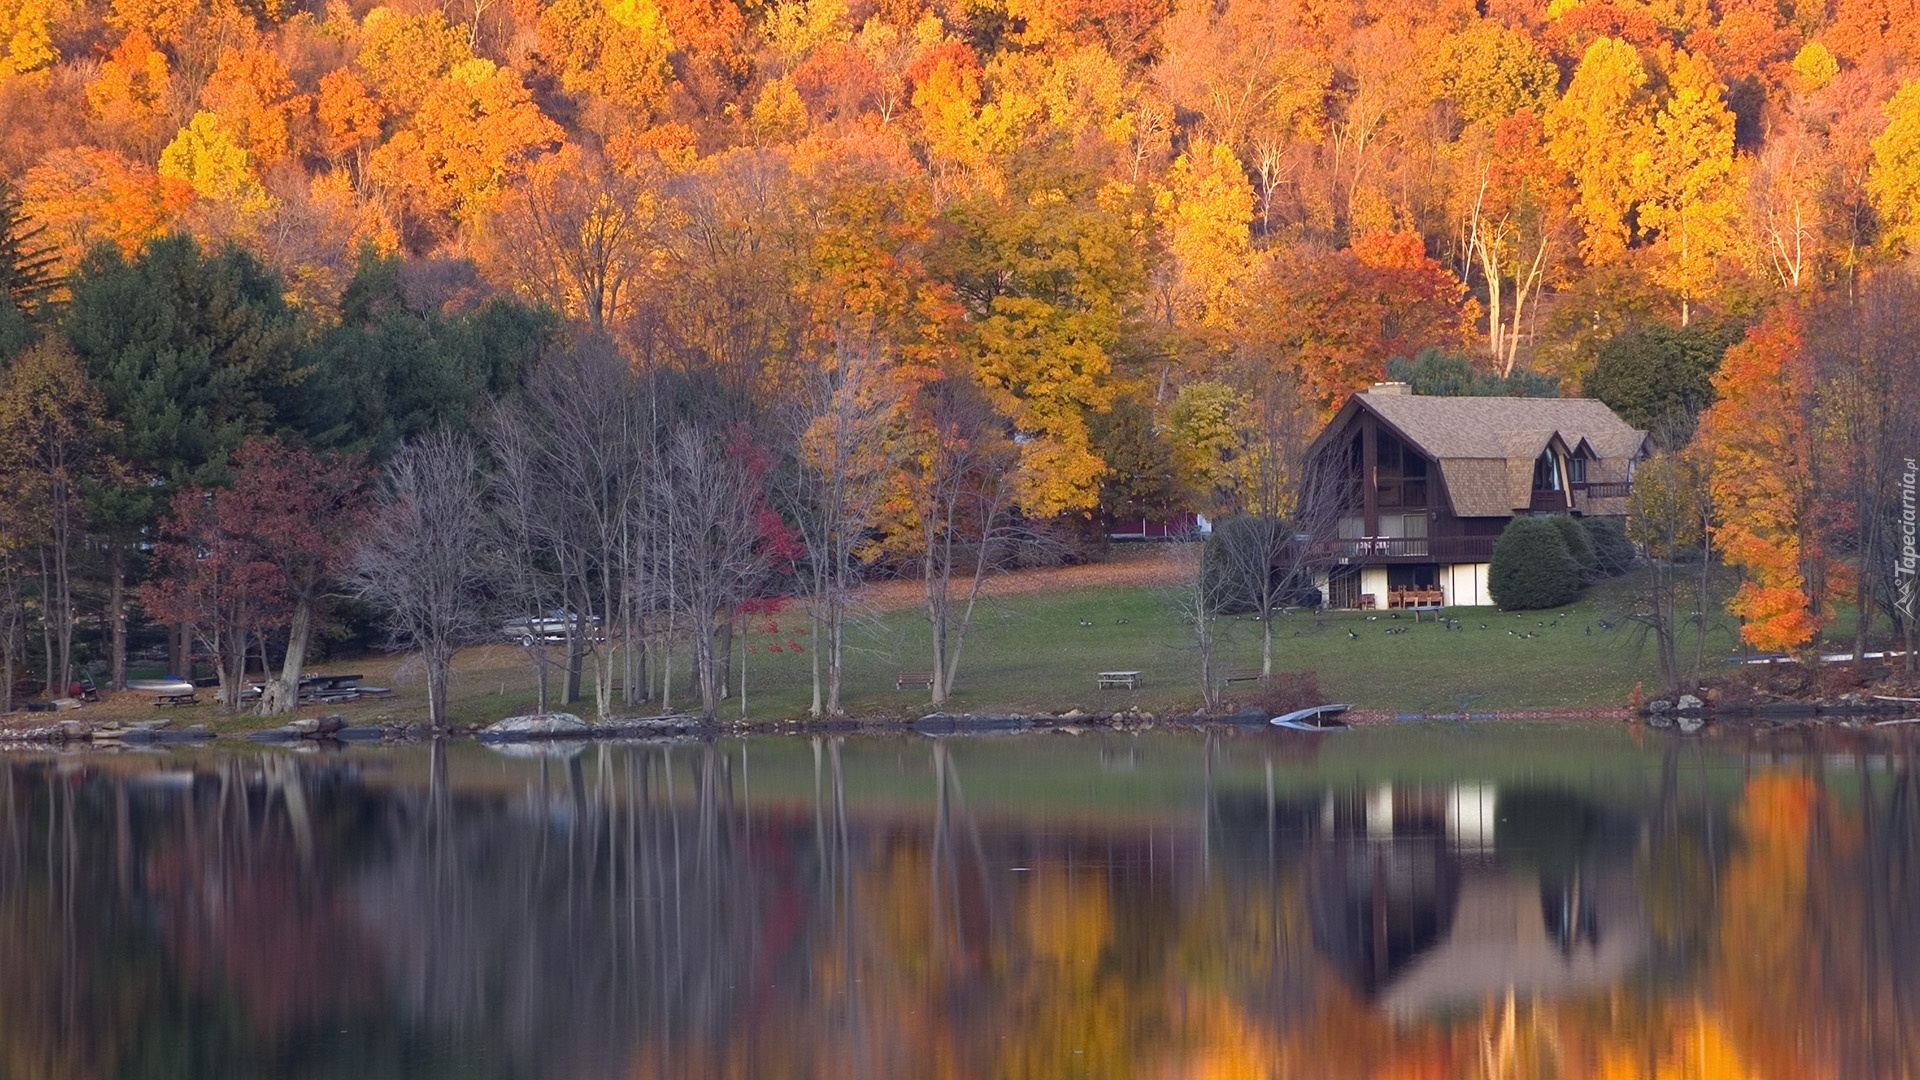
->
[1271,703,1353,731]
[125,679,196,694]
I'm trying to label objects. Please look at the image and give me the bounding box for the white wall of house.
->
[1361,567,1389,606]
[1442,562,1493,606]
[1314,562,1493,607]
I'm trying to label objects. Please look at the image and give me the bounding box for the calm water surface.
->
[3,721,1917,1079]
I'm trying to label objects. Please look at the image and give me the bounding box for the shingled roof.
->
[1313,388,1650,517]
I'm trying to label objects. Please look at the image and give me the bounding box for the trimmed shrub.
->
[1548,514,1596,581]
[1489,516,1583,610]
[1581,516,1635,577]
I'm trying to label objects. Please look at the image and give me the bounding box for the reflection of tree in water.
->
[0,745,784,1080]
[363,741,779,1078]
[5,731,1920,1078]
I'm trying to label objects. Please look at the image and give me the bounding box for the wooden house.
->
[1306,383,1649,609]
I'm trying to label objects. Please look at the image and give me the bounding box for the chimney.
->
[1367,381,1411,396]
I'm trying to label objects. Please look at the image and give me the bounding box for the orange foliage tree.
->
[366,58,563,246]
[21,147,193,272]
[1249,230,1474,418]
[1699,304,1831,653]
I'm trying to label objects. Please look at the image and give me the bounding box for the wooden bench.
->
[1097,671,1142,689]
[1222,667,1265,685]
[153,691,198,707]
[896,670,936,690]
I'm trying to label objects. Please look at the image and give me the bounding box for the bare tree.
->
[482,150,660,333]
[351,432,493,730]
[1172,540,1234,713]
[778,340,910,716]
[0,340,113,703]
[658,421,782,719]
[1806,274,1920,669]
[908,376,1019,706]
[0,555,22,712]
[495,341,656,719]
[1212,373,1350,676]
[1625,449,1714,695]
[486,408,576,712]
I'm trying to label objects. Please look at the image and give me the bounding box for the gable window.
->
[1568,455,1588,484]
[1533,450,1561,491]
[1375,431,1428,509]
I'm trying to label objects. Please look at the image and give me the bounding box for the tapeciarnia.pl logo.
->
[1900,456,1917,623]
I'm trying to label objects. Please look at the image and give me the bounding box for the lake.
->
[2,721,1915,1079]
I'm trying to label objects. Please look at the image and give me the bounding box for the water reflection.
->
[1,726,1917,1078]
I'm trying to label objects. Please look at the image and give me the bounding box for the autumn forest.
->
[3,0,1920,718]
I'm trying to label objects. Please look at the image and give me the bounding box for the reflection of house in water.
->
[1284,783,1646,1021]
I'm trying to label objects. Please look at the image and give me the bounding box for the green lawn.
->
[709,568,1742,719]
[80,563,1755,730]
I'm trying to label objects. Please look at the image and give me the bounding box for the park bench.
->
[153,690,198,707]
[896,670,936,690]
[1222,667,1265,685]
[1098,671,1142,689]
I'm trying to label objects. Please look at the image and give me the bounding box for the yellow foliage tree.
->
[1867,79,1920,257]
[1547,36,1652,265]
[1634,50,1741,325]
[158,111,275,220]
[0,0,60,75]
[354,6,471,116]
[536,0,674,116]
[1153,138,1255,331]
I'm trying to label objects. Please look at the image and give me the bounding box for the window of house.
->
[1568,455,1587,484]
[1375,432,1427,508]
[1533,450,1561,491]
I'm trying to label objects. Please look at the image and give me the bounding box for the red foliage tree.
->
[143,438,370,712]
[229,439,371,714]
[144,490,288,709]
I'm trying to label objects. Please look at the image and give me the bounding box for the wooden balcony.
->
[1326,536,1498,563]
[1578,480,1632,499]
[1529,488,1570,512]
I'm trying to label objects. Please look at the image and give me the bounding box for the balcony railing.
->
[1578,480,1632,499]
[1325,535,1498,563]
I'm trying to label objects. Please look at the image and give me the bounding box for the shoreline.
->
[18,700,1920,750]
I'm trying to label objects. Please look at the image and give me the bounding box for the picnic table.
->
[1098,670,1142,689]
[238,674,372,704]
[305,674,364,703]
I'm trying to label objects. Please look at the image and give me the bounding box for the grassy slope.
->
[729,576,1725,718]
[62,547,1756,729]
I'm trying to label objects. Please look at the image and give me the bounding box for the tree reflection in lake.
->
[0,726,1917,1078]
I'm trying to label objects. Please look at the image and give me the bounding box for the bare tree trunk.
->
[109,546,127,691]
[37,548,52,696]
[427,644,452,728]
[260,596,313,715]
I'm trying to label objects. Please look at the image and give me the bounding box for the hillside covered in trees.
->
[2,0,1920,718]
